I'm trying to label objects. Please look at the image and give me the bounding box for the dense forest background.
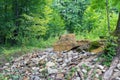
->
[0,0,119,53]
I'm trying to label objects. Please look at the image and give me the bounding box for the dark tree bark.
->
[4,0,8,22]
[116,13,120,57]
[12,0,19,27]
[115,13,120,36]
[11,0,20,44]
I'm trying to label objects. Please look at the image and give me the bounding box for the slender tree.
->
[116,13,120,56]
[106,0,110,34]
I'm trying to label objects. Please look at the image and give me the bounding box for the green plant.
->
[0,74,8,80]
[101,36,117,66]
[82,64,91,79]
[41,69,48,78]
[91,68,97,79]
[82,64,91,71]
[65,67,77,80]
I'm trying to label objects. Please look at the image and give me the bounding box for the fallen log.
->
[103,56,119,80]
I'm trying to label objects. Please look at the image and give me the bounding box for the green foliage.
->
[0,73,8,80]
[65,67,77,80]
[0,0,64,47]
[77,6,118,39]
[0,0,118,46]
[54,0,90,33]
[101,36,117,66]
[77,6,100,33]
[91,0,106,9]
[89,41,101,51]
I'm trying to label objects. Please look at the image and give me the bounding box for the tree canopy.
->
[0,0,119,46]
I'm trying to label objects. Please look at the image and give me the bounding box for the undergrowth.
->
[0,37,57,65]
[100,36,117,67]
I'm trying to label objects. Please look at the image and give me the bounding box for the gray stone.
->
[114,69,119,72]
[97,65,104,70]
[5,63,10,66]
[57,58,63,62]
[95,74,99,78]
[82,69,87,73]
[46,62,55,67]
[45,48,53,52]
[32,67,39,71]
[62,63,67,67]
[112,72,120,79]
[65,59,69,63]
[30,75,40,80]
[75,77,81,80]
[96,69,102,74]
[73,56,78,59]
[117,64,120,70]
[93,58,98,62]
[56,73,64,79]
[47,68,58,74]
[102,69,106,73]
[115,77,120,80]
[3,66,8,69]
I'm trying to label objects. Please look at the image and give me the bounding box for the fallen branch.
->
[103,56,119,80]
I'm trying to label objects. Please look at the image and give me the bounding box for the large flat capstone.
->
[53,34,77,52]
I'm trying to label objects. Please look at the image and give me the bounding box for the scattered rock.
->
[62,63,67,68]
[102,69,106,73]
[97,65,104,70]
[112,71,120,79]
[48,68,58,74]
[115,77,120,80]
[56,73,64,79]
[57,58,63,62]
[23,76,29,80]
[96,69,102,75]
[95,74,99,78]
[30,75,40,80]
[114,69,119,72]
[5,63,10,66]
[117,64,120,70]
[46,61,55,67]
[75,77,81,80]
[0,46,110,80]
[82,69,87,73]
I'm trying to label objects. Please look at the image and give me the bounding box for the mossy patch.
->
[89,41,101,51]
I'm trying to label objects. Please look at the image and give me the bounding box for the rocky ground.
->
[0,48,120,80]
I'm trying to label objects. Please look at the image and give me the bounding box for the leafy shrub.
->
[101,36,117,66]
[0,74,8,80]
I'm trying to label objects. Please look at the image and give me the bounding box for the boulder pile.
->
[0,48,107,80]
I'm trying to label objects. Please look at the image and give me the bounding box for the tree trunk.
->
[12,0,19,26]
[114,13,120,36]
[11,0,20,44]
[106,0,110,34]
[116,13,120,57]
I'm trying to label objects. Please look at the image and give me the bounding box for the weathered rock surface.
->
[53,34,105,54]
[53,34,77,52]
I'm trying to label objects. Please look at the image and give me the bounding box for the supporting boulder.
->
[53,34,77,52]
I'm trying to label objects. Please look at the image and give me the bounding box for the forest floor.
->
[0,48,120,80]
